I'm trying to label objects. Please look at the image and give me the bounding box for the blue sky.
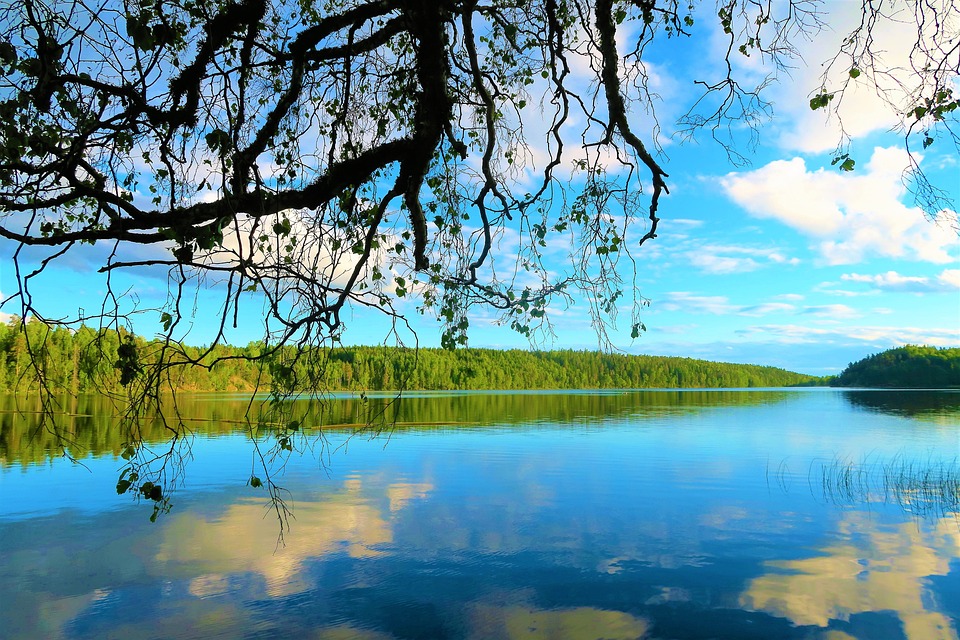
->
[1,4,957,376]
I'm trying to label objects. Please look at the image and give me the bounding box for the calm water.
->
[2,388,960,639]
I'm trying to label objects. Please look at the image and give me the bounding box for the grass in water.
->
[774,455,960,518]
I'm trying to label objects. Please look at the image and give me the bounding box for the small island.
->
[831,346,960,389]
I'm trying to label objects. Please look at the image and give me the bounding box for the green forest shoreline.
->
[3,318,956,393]
[0,318,821,392]
[830,346,960,389]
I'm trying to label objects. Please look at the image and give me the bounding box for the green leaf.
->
[249,476,263,488]
[204,129,231,153]
[849,68,861,78]
[809,93,834,111]
[839,158,856,172]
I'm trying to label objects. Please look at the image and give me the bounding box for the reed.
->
[779,454,960,518]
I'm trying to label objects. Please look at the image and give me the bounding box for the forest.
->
[0,317,819,393]
[831,346,960,389]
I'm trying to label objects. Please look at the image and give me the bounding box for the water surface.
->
[2,388,959,639]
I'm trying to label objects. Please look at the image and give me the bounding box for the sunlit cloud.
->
[720,147,959,265]
[768,1,957,154]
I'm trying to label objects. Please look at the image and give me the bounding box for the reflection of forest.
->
[841,390,960,420]
[0,390,795,466]
[742,510,960,639]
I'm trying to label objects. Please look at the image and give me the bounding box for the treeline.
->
[831,345,960,389]
[0,317,819,393]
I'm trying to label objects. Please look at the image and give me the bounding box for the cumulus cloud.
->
[842,269,960,293]
[769,2,956,154]
[720,147,959,265]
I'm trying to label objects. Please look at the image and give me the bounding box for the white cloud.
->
[0,290,12,324]
[739,302,797,317]
[720,147,959,265]
[770,1,958,153]
[659,292,736,315]
[801,304,860,320]
[738,323,960,348]
[841,269,960,293]
[659,292,796,317]
[685,243,800,274]
[670,218,706,228]
[941,269,960,287]
[689,253,760,274]
[827,289,871,298]
[650,323,701,336]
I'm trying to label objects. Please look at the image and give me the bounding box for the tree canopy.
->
[832,345,960,389]
[2,1,957,358]
[0,317,818,393]
[0,0,957,516]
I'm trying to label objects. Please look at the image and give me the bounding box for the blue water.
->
[1,388,959,639]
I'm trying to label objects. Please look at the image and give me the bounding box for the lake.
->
[2,388,960,639]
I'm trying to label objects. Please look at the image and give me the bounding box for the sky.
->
[0,3,957,376]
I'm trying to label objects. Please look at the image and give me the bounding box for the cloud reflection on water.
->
[742,511,960,639]
[156,478,432,598]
